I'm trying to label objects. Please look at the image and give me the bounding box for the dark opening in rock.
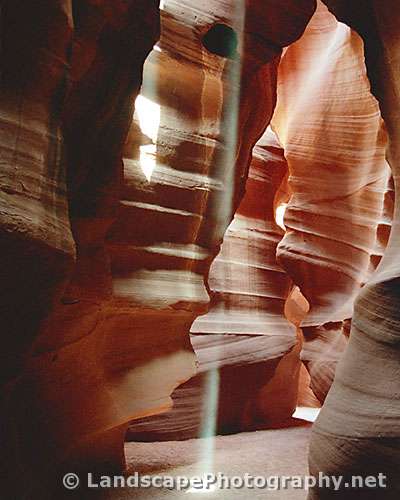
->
[202,23,238,58]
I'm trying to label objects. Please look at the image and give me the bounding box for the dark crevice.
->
[202,23,238,58]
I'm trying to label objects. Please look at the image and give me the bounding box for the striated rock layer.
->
[126,1,314,439]
[2,0,399,497]
[272,1,391,403]
[308,1,400,497]
[0,0,75,385]
[1,2,77,496]
[128,128,302,440]
[1,0,316,495]
[1,1,169,497]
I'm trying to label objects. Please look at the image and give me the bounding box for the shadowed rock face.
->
[1,1,165,496]
[1,0,400,498]
[1,4,77,495]
[0,0,76,385]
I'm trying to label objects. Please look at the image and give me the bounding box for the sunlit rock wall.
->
[2,0,399,497]
[1,1,318,490]
[126,0,318,440]
[190,128,301,431]
[272,1,391,403]
[128,128,302,440]
[308,1,400,497]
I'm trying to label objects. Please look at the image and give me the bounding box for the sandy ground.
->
[94,423,312,500]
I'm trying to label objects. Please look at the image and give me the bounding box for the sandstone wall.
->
[2,1,399,498]
[308,1,400,497]
[272,1,391,402]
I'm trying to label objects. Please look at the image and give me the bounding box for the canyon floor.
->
[98,421,312,499]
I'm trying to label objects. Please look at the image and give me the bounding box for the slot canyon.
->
[0,1,399,499]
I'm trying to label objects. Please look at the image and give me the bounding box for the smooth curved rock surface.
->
[128,128,302,440]
[1,0,314,494]
[272,1,391,403]
[1,2,76,495]
[2,0,399,498]
[1,1,166,497]
[0,0,75,385]
[273,1,390,327]
[308,1,400,497]
[126,0,316,441]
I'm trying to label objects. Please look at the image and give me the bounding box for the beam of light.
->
[134,95,160,181]
[293,406,321,423]
[275,203,288,230]
[272,9,351,144]
[192,0,245,485]
[195,368,220,479]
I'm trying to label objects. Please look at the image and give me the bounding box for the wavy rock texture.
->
[272,1,391,403]
[1,0,300,494]
[125,0,317,441]
[128,128,304,440]
[0,1,317,492]
[1,1,165,497]
[3,0,399,498]
[0,1,76,496]
[307,1,400,497]
[301,321,349,403]
[0,0,75,384]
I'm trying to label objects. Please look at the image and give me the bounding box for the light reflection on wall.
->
[275,202,288,230]
[293,406,321,423]
[134,94,160,182]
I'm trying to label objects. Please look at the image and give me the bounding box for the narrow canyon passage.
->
[1,1,399,499]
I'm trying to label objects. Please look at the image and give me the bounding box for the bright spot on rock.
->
[135,95,160,181]
[160,0,166,10]
[135,95,160,143]
[275,203,288,230]
[293,407,321,423]
[139,144,157,182]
